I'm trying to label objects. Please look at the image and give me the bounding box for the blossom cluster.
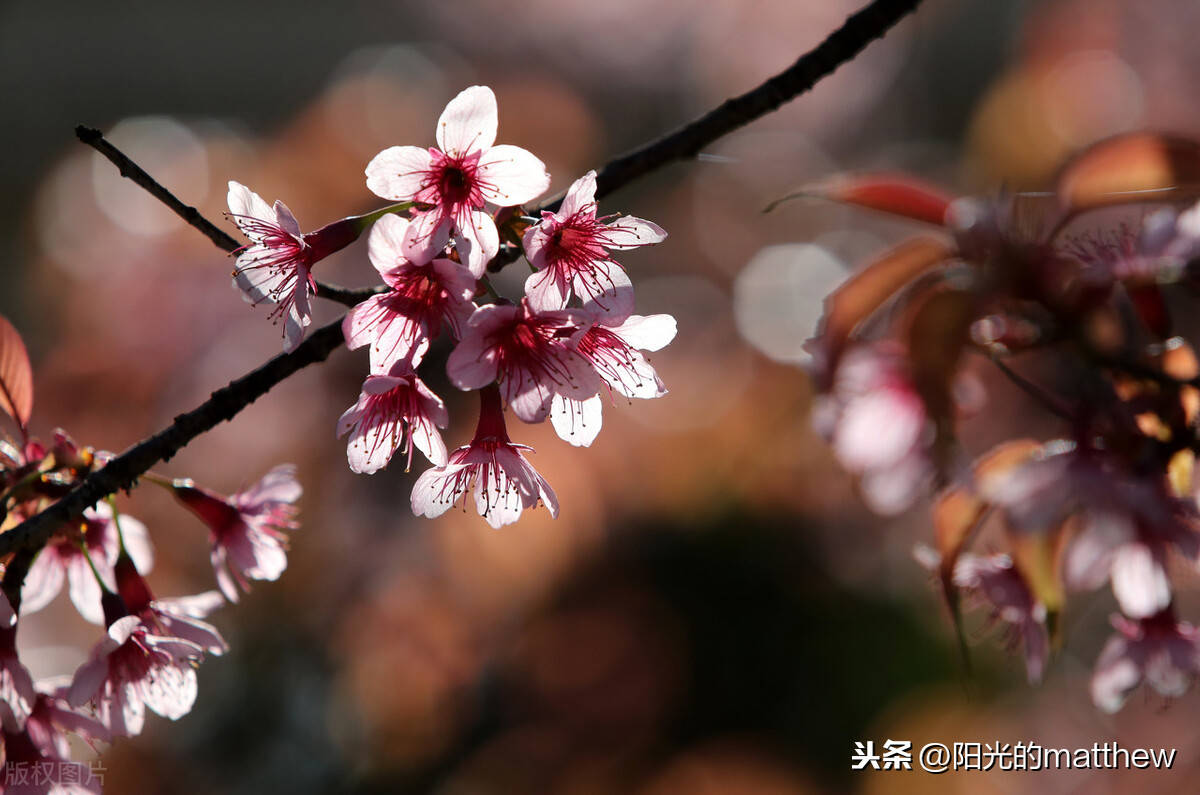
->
[804,133,1200,711]
[228,85,675,528]
[0,329,302,791]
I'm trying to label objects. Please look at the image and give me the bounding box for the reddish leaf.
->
[813,236,954,381]
[0,315,33,432]
[1055,133,1200,213]
[767,173,956,226]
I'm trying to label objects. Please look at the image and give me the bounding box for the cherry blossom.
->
[337,368,449,473]
[227,182,363,352]
[811,343,934,515]
[447,299,599,423]
[168,465,300,603]
[523,170,667,317]
[549,308,676,447]
[0,594,34,732]
[411,386,557,528]
[952,553,1050,683]
[21,503,153,626]
[365,85,550,275]
[110,553,228,657]
[67,615,204,738]
[342,214,477,373]
[1091,610,1200,713]
[3,678,110,793]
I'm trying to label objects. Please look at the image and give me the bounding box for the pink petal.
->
[226,181,273,232]
[436,86,498,157]
[601,215,668,249]
[454,209,501,277]
[411,462,470,520]
[66,555,105,625]
[524,268,571,313]
[402,209,452,264]
[410,414,449,468]
[1091,635,1140,713]
[610,313,677,352]
[476,144,551,206]
[550,394,603,447]
[367,213,413,278]
[1110,544,1171,619]
[19,549,65,617]
[559,171,598,218]
[573,264,634,320]
[282,280,313,353]
[273,200,302,238]
[365,146,434,201]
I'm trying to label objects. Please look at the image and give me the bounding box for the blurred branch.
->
[19,0,929,572]
[0,318,346,560]
[75,125,380,309]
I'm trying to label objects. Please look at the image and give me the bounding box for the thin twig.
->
[0,319,345,558]
[8,0,926,563]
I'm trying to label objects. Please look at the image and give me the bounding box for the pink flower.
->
[342,214,477,372]
[981,443,1200,619]
[952,553,1050,683]
[21,678,109,762]
[523,170,667,317]
[447,299,599,423]
[812,343,934,515]
[365,85,550,275]
[21,503,153,625]
[411,386,557,528]
[109,553,229,657]
[169,465,300,603]
[337,369,449,474]
[67,615,204,737]
[549,308,676,447]
[0,595,34,733]
[227,182,363,352]
[1091,610,1200,712]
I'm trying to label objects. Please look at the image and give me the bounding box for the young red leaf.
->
[1055,133,1200,213]
[0,314,33,433]
[767,173,956,226]
[812,236,953,381]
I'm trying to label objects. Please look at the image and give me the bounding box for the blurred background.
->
[4,0,1200,791]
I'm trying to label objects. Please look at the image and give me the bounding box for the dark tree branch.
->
[0,319,346,558]
[77,125,381,310]
[585,0,922,204]
[486,0,923,274]
[10,0,925,566]
[76,125,241,254]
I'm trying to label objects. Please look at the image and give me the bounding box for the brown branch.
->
[8,0,927,566]
[0,319,346,559]
[486,0,923,273]
[75,126,382,309]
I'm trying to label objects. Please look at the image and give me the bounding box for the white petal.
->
[559,171,598,217]
[601,215,668,249]
[476,145,551,206]
[437,86,498,157]
[365,146,434,201]
[367,213,413,277]
[1110,544,1171,619]
[550,394,603,447]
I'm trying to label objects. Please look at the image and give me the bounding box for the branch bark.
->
[7,0,923,561]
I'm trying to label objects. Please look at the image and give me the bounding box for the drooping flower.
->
[0,594,34,732]
[337,368,449,473]
[342,214,477,373]
[549,307,676,447]
[811,343,934,515]
[226,182,363,352]
[1091,610,1200,712]
[365,85,550,275]
[19,677,109,767]
[21,503,153,625]
[110,552,228,657]
[951,552,1050,683]
[523,170,667,317]
[980,442,1200,619]
[447,299,599,423]
[167,465,300,603]
[67,615,204,737]
[411,385,557,528]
